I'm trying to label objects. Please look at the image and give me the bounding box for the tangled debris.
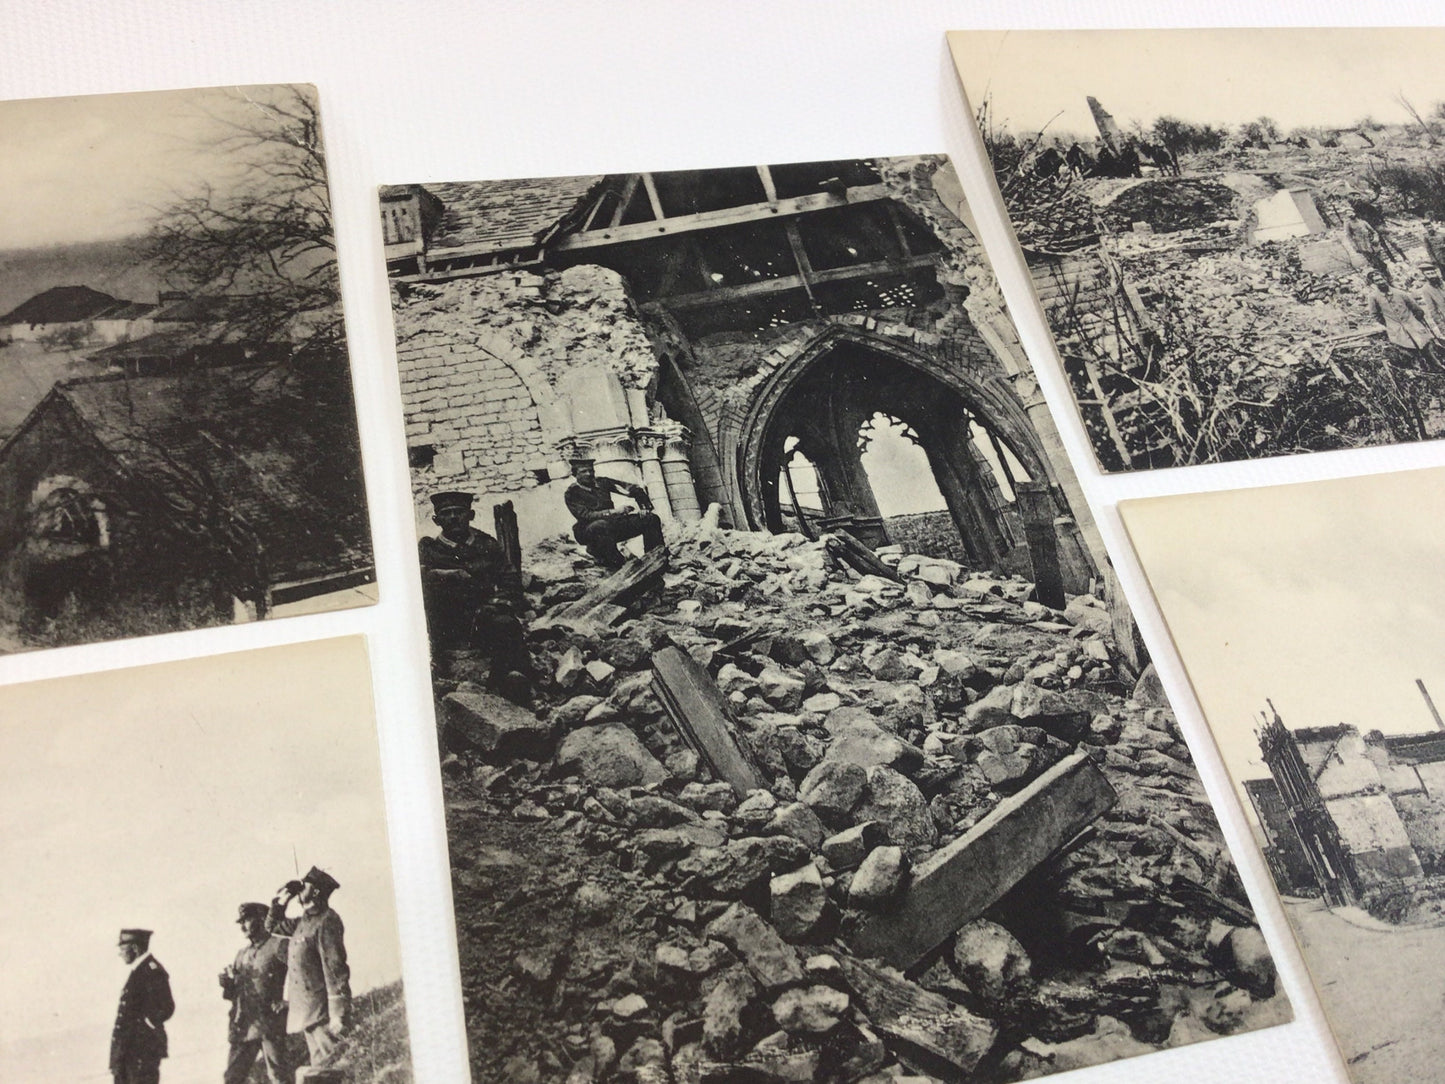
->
[435,523,1288,1083]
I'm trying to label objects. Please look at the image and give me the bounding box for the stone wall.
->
[883,510,969,563]
[393,265,663,540]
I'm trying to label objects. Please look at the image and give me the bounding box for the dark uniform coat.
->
[110,954,175,1081]
[222,934,288,1042]
[418,527,521,649]
[268,907,351,1033]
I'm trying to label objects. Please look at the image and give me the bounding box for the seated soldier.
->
[564,457,664,571]
[418,491,531,691]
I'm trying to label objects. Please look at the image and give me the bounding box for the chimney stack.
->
[1417,679,1445,731]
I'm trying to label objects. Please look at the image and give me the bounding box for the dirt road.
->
[1288,897,1445,1083]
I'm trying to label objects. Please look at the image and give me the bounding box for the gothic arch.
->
[731,323,1050,541]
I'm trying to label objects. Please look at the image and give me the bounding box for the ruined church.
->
[1249,700,1445,907]
[383,156,1106,596]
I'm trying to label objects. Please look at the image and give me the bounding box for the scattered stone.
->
[443,688,555,760]
[850,845,907,909]
[554,647,587,688]
[555,722,668,787]
[771,985,850,1034]
[769,802,827,851]
[1214,925,1277,998]
[612,993,649,1020]
[759,668,807,711]
[823,706,924,773]
[855,766,937,849]
[701,966,758,1059]
[770,864,828,943]
[821,822,886,870]
[585,659,617,685]
[951,919,1031,1001]
[799,760,867,823]
[705,903,805,989]
[802,691,842,714]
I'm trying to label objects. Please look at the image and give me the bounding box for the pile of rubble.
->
[436,523,1287,1083]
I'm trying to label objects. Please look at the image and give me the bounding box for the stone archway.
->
[734,324,1051,569]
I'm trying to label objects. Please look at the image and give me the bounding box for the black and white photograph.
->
[0,636,412,1084]
[1121,467,1445,1083]
[950,29,1445,472]
[0,84,374,654]
[383,156,1290,1083]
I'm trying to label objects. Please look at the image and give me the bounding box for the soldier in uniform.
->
[418,491,531,690]
[564,457,665,571]
[267,867,351,1071]
[111,928,174,1084]
[220,902,290,1084]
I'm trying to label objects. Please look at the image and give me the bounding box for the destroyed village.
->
[386,157,1287,1083]
[0,87,372,652]
[983,93,1445,470]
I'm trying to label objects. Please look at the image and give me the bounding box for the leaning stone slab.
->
[847,751,1116,970]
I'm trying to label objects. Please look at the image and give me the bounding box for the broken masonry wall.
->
[1311,734,1388,801]
[1324,792,1423,884]
[393,266,664,546]
[882,510,971,564]
[1393,793,1445,873]
[1414,760,1445,798]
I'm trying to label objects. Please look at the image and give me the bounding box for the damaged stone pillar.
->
[1015,482,1066,610]
[660,430,701,523]
[1008,370,1106,578]
[634,432,674,524]
[588,432,644,488]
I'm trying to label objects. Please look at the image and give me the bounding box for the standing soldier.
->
[267,867,351,1071]
[564,456,665,571]
[111,928,175,1084]
[220,902,290,1084]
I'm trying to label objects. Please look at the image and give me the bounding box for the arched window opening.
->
[856,413,948,517]
[777,435,824,537]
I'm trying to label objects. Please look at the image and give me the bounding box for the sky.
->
[0,83,309,250]
[1120,467,1445,820]
[0,637,406,1084]
[950,28,1445,140]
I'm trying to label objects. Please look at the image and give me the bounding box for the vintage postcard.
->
[0,636,411,1084]
[381,158,1289,1081]
[1121,467,1445,1083]
[949,29,1445,472]
[0,84,374,654]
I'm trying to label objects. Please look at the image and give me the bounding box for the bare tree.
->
[143,85,350,396]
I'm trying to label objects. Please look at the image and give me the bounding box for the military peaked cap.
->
[429,491,475,513]
[118,928,152,947]
[236,902,269,923]
[302,866,341,895]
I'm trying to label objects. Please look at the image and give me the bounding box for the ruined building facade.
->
[383,157,1105,590]
[1251,709,1445,905]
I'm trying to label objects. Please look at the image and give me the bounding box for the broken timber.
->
[493,500,521,572]
[835,955,997,1080]
[651,645,765,796]
[848,751,1117,970]
[540,547,668,631]
[824,529,904,583]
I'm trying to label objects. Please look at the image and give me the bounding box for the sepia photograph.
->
[0,84,374,655]
[950,29,1445,472]
[0,636,412,1084]
[382,156,1289,1083]
[1121,466,1445,1083]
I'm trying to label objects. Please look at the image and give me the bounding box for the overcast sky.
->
[1121,467,1445,820]
[0,83,309,250]
[0,637,405,1084]
[951,28,1445,139]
